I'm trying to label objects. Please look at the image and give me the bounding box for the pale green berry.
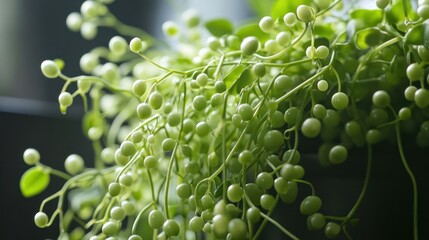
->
[297,5,315,23]
[34,212,49,228]
[23,148,40,165]
[241,36,260,56]
[162,21,179,37]
[66,12,83,32]
[64,154,85,175]
[129,37,143,53]
[58,92,73,107]
[284,12,297,26]
[80,22,97,40]
[259,16,274,33]
[41,60,60,78]
[109,36,127,55]
[316,45,329,59]
[182,9,200,28]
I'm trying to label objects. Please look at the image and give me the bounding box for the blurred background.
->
[1,0,427,239]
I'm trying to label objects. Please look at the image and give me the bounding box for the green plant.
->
[20,0,428,239]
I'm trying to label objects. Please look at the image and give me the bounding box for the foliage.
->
[21,0,429,239]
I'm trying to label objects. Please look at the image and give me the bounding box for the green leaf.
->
[235,23,271,43]
[405,24,429,46]
[355,28,382,50]
[20,166,50,197]
[350,9,383,27]
[223,65,246,91]
[386,0,418,27]
[205,19,233,37]
[247,0,275,17]
[271,0,311,19]
[233,68,255,94]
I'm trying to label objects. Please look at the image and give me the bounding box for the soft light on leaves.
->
[233,68,255,94]
[205,19,234,37]
[235,24,270,43]
[20,166,50,197]
[223,65,246,91]
[271,0,311,19]
[355,28,382,50]
[386,0,418,27]
[350,9,383,27]
[404,24,429,47]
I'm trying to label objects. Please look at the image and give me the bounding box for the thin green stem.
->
[395,120,419,240]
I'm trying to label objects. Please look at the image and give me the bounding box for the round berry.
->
[276,31,291,46]
[129,37,143,53]
[228,218,247,240]
[148,92,163,110]
[372,90,390,108]
[376,0,390,9]
[120,141,136,156]
[329,145,348,164]
[259,16,274,33]
[136,103,152,119]
[162,21,179,37]
[102,221,118,236]
[238,150,253,165]
[284,12,298,26]
[241,36,260,56]
[34,212,49,228]
[132,80,147,96]
[23,148,40,165]
[260,194,276,210]
[193,95,207,111]
[237,103,253,121]
[212,214,229,238]
[148,209,165,229]
[308,213,326,230]
[252,63,266,77]
[414,88,429,108]
[406,63,424,81]
[110,206,125,221]
[189,216,204,232]
[64,154,85,175]
[317,80,329,92]
[331,92,349,110]
[316,45,329,59]
[109,36,127,55]
[256,172,274,190]
[41,60,60,78]
[398,107,412,120]
[301,117,322,138]
[59,92,73,107]
[176,183,192,199]
[108,182,121,197]
[404,85,417,101]
[263,130,284,151]
[182,9,200,28]
[162,138,175,152]
[300,195,322,215]
[297,5,315,22]
[325,222,341,238]
[227,184,243,203]
[163,219,180,237]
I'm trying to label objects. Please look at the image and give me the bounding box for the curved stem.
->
[395,121,419,240]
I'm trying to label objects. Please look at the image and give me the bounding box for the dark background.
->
[1,0,427,239]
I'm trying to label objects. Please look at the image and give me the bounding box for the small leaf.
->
[355,28,382,50]
[271,0,311,20]
[235,23,270,43]
[232,68,255,94]
[386,0,418,26]
[223,65,246,91]
[405,24,428,46]
[350,9,383,27]
[20,166,50,197]
[205,19,233,37]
